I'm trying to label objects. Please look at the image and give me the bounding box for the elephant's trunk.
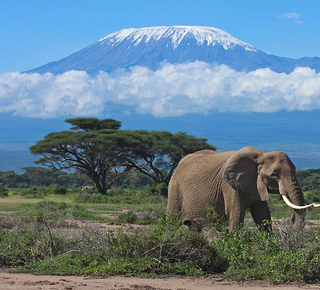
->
[279,177,306,230]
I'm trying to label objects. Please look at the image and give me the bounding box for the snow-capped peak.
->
[30,25,320,76]
[99,26,257,51]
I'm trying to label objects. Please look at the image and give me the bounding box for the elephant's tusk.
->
[282,195,314,210]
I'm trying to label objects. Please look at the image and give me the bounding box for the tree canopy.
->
[65,117,122,131]
[125,130,215,184]
[30,118,215,194]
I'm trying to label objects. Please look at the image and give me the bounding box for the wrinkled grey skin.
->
[167,147,306,231]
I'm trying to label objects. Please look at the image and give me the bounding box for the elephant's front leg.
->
[250,201,272,231]
[225,190,248,231]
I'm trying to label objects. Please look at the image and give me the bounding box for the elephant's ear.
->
[223,147,269,201]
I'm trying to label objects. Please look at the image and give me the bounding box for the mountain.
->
[27,26,320,75]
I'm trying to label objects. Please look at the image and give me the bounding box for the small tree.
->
[0,184,8,197]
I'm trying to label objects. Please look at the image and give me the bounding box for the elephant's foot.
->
[184,220,203,232]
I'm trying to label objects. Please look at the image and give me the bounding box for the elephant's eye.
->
[270,170,279,178]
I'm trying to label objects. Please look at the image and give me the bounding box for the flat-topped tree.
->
[30,118,130,195]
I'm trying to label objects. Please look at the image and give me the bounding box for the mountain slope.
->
[27,26,320,75]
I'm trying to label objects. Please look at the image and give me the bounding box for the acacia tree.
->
[30,118,216,194]
[30,118,132,195]
[122,130,216,184]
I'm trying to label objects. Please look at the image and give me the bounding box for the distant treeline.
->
[0,167,88,188]
[0,166,319,193]
[0,167,154,189]
[297,169,320,192]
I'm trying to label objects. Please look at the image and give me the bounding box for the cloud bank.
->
[1,62,320,118]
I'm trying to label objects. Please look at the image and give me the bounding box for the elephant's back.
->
[177,149,234,171]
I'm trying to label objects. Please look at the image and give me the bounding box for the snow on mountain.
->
[26,25,320,75]
[99,26,257,51]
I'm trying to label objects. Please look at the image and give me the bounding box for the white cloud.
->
[1,62,320,118]
[277,12,301,19]
[277,12,303,24]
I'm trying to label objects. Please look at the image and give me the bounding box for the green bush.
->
[153,183,168,196]
[20,187,45,198]
[212,227,320,283]
[51,184,67,195]
[0,184,8,197]
[205,204,228,232]
[118,210,137,224]
[135,207,166,225]
[0,228,44,266]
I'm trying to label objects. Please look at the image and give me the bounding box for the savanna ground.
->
[1,187,320,289]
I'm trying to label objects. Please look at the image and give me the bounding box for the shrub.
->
[135,207,166,225]
[20,186,47,198]
[51,184,67,195]
[212,227,320,283]
[118,210,137,224]
[0,184,8,197]
[153,183,168,196]
[205,205,228,232]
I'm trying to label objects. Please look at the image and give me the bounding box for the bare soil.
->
[1,272,320,290]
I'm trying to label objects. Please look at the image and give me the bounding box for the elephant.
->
[167,146,319,232]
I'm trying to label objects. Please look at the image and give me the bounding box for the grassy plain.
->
[1,188,320,283]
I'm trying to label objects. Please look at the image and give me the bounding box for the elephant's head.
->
[223,147,318,230]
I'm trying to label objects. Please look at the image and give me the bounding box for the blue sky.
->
[1,0,320,119]
[1,0,320,74]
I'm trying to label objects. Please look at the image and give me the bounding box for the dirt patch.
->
[63,218,150,236]
[0,272,319,290]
